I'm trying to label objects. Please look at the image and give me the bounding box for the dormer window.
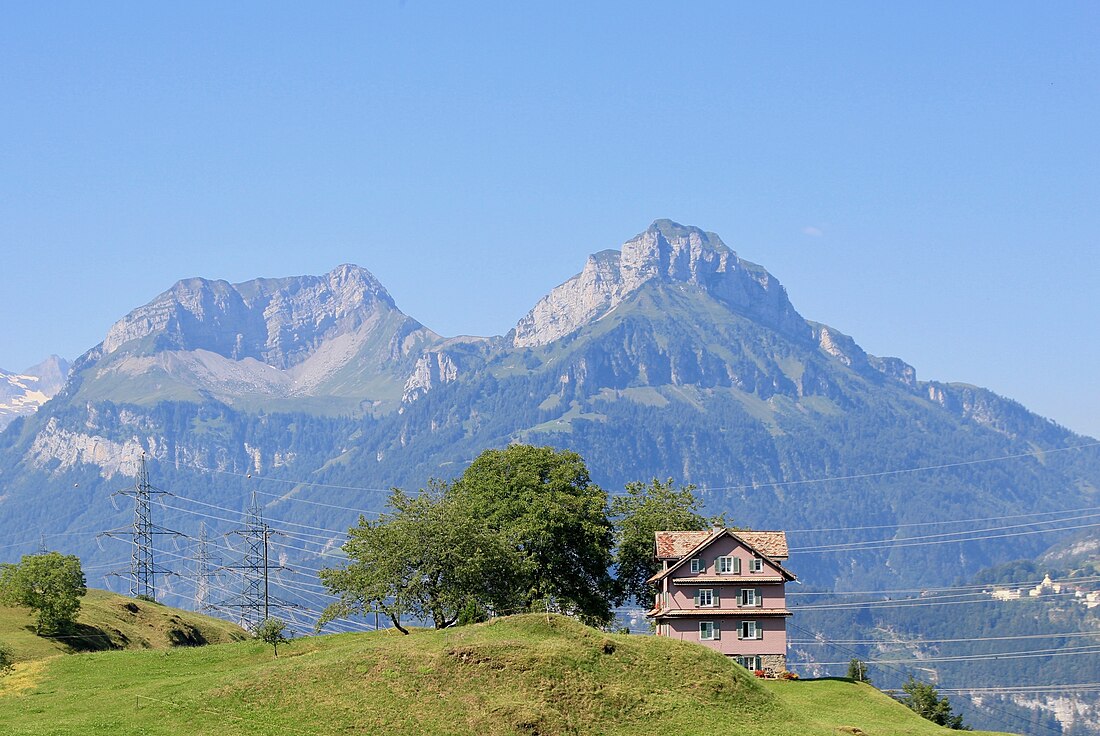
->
[749,557,764,573]
[690,558,704,573]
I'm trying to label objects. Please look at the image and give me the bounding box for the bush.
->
[0,642,13,675]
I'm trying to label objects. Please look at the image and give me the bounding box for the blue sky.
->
[2,2,1098,437]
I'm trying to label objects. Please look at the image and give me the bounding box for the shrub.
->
[0,642,13,675]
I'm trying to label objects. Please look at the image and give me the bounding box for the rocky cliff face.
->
[513,220,808,347]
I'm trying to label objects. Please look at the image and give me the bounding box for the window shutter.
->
[713,589,720,606]
[756,589,762,607]
[734,557,741,574]
[693,590,700,607]
[757,625,764,640]
[713,621,721,640]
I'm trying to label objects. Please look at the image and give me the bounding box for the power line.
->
[788,503,1100,535]
[696,441,1100,493]
[791,630,1100,645]
[786,621,1064,736]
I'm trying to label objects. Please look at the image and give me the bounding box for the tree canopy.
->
[0,552,87,635]
[451,444,616,626]
[898,677,968,730]
[611,478,711,608]
[319,481,520,633]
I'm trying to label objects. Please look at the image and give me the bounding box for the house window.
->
[690,558,704,573]
[735,655,761,670]
[740,588,759,607]
[699,621,720,641]
[749,557,764,573]
[695,588,716,607]
[717,556,740,574]
[739,620,761,640]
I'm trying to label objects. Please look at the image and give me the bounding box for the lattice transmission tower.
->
[214,492,296,629]
[100,452,182,600]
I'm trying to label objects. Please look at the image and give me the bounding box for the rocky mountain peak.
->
[0,355,71,430]
[97,264,410,370]
[512,219,807,348]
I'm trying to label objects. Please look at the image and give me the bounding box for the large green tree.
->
[898,677,968,730]
[318,482,520,633]
[0,552,87,635]
[452,444,617,626]
[611,478,711,608]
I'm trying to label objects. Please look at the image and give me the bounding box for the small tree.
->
[255,618,290,658]
[846,658,871,684]
[898,676,969,730]
[0,552,87,635]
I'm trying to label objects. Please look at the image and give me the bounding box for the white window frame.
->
[717,556,739,574]
[749,557,764,573]
[739,620,761,640]
[699,621,718,641]
[690,557,704,573]
[740,588,759,607]
[697,588,714,607]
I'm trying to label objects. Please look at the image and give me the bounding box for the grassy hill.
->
[0,588,248,663]
[0,612,1011,736]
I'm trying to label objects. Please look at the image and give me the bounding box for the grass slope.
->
[0,614,1010,736]
[0,588,248,662]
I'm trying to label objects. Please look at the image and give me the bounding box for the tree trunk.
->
[390,615,409,635]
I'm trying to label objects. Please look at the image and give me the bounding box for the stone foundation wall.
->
[760,654,786,675]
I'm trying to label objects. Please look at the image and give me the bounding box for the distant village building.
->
[647,528,794,675]
[984,573,1100,607]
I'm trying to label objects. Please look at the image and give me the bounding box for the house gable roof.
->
[649,528,795,583]
[655,529,789,560]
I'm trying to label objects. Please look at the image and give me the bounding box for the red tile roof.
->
[738,531,789,559]
[655,530,712,559]
[654,529,789,559]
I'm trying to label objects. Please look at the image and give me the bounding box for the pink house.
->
[647,528,794,675]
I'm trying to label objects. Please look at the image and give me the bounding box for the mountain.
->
[1,219,1097,734]
[66,264,441,414]
[4,220,1097,579]
[0,355,70,430]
